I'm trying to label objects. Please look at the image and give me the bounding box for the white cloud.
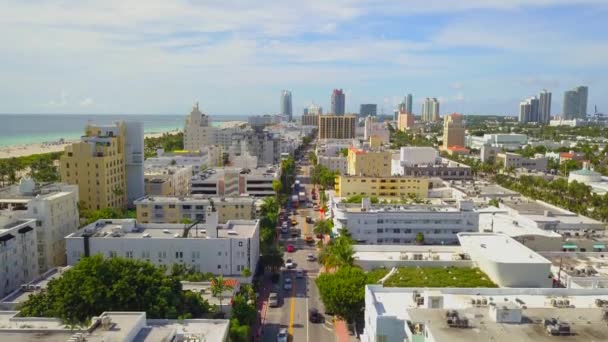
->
[80,98,94,106]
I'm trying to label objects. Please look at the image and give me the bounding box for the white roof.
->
[458,232,550,264]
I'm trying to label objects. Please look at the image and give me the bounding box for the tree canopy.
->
[315,266,372,323]
[19,255,210,325]
[143,132,184,159]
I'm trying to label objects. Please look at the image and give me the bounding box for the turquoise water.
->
[0,114,246,147]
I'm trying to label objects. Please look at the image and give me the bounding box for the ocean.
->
[0,114,248,147]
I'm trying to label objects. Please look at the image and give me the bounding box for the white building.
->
[318,155,348,174]
[144,165,192,197]
[191,168,241,196]
[550,118,587,127]
[145,149,210,174]
[0,179,79,273]
[363,285,608,342]
[65,210,259,277]
[184,102,214,151]
[332,199,478,245]
[123,121,145,203]
[242,166,280,197]
[397,147,439,167]
[457,233,552,288]
[0,219,38,298]
[568,164,608,195]
[496,152,548,171]
[0,311,229,341]
[465,133,528,151]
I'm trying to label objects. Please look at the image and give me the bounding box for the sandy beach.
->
[0,131,177,159]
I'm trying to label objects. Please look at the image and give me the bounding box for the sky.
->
[1,0,607,116]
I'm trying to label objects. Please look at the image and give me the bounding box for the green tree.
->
[315,266,369,323]
[80,207,136,226]
[211,275,233,317]
[272,179,282,198]
[489,198,500,208]
[308,151,318,166]
[339,148,349,157]
[143,132,184,159]
[241,267,252,278]
[416,232,425,244]
[313,219,333,236]
[229,318,250,342]
[319,234,354,269]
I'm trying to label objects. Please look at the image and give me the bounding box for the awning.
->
[562,244,577,249]
[0,234,15,242]
[593,244,606,249]
[18,226,34,234]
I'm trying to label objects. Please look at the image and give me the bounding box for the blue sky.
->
[0,0,607,116]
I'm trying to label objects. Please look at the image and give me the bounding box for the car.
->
[305,235,314,244]
[313,205,320,211]
[316,233,323,239]
[307,253,316,261]
[306,216,313,223]
[269,292,279,307]
[277,328,288,342]
[285,258,295,269]
[287,244,295,253]
[291,219,298,225]
[309,308,323,323]
[307,202,313,208]
[296,269,304,278]
[283,277,292,290]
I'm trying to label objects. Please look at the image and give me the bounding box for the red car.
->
[287,244,295,253]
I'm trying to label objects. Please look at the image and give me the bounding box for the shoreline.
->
[0,130,181,159]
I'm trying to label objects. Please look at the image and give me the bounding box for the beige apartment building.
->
[184,102,214,151]
[60,122,127,210]
[397,111,415,131]
[335,175,429,199]
[301,114,319,126]
[318,115,356,139]
[347,148,392,177]
[144,165,192,197]
[134,196,256,224]
[442,113,466,151]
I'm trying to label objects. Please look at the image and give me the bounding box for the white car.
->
[277,328,288,342]
[269,292,279,307]
[285,258,295,269]
[296,269,304,278]
[283,277,292,291]
[307,253,316,262]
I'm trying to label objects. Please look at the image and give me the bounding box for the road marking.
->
[288,274,296,337]
[306,287,310,342]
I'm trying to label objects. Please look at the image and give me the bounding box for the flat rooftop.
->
[336,203,461,213]
[0,268,67,309]
[135,195,254,205]
[450,181,520,197]
[502,200,604,227]
[477,207,561,238]
[0,183,73,201]
[134,319,229,342]
[458,233,550,264]
[409,307,608,342]
[72,219,258,240]
[354,245,464,262]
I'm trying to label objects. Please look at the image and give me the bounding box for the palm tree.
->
[211,275,233,316]
[313,219,332,236]
[319,234,355,269]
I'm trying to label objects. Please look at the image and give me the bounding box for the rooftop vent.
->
[445,310,469,328]
[544,318,571,336]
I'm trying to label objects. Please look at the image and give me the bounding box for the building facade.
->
[347,148,392,177]
[465,133,528,151]
[397,111,415,131]
[60,121,130,210]
[0,219,38,297]
[360,104,377,117]
[66,213,260,276]
[519,96,539,123]
[280,90,293,121]
[318,115,356,139]
[301,114,319,126]
[144,165,192,197]
[332,200,478,245]
[145,149,209,174]
[0,179,79,273]
[318,156,348,175]
[422,97,440,122]
[335,175,429,199]
[405,93,413,114]
[539,89,552,124]
[563,86,588,119]
[184,103,214,150]
[496,152,548,171]
[442,113,465,150]
[331,89,346,115]
[135,196,255,224]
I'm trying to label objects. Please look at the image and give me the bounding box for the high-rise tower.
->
[331,89,346,115]
[281,90,293,121]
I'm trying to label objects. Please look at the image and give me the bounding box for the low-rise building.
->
[549,118,587,127]
[0,266,67,310]
[318,155,348,175]
[135,196,255,224]
[332,199,478,245]
[466,133,528,151]
[496,152,548,171]
[0,219,38,298]
[0,311,229,341]
[397,147,439,167]
[66,211,259,277]
[364,285,608,342]
[334,175,429,199]
[392,156,472,180]
[190,168,240,196]
[568,164,608,194]
[144,165,192,197]
[347,147,392,177]
[145,149,209,174]
[241,166,279,197]
[0,178,79,273]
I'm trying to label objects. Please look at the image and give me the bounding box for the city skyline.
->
[1,1,606,115]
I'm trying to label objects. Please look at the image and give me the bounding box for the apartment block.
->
[332,200,478,245]
[184,102,214,150]
[60,121,130,210]
[496,152,548,171]
[0,219,38,297]
[397,111,415,131]
[145,149,209,174]
[318,115,356,139]
[66,211,260,276]
[135,196,255,224]
[144,165,192,197]
[347,148,392,177]
[318,156,348,175]
[0,179,79,273]
[442,113,466,151]
[301,114,319,126]
[335,175,429,199]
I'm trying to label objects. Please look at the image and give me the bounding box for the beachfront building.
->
[144,165,192,197]
[332,199,478,245]
[0,218,38,298]
[334,175,429,199]
[184,102,214,151]
[0,178,79,273]
[65,210,260,276]
[347,148,392,177]
[134,196,256,224]
[60,121,144,209]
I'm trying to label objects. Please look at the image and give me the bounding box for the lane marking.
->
[288,274,296,337]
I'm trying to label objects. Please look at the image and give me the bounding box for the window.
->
[126,251,133,258]
[239,241,243,247]
[176,251,183,259]
[218,251,222,256]
[168,204,176,209]
[217,265,222,269]
[393,229,400,234]
[109,251,117,258]
[377,229,383,233]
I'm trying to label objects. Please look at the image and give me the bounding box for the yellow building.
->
[318,115,356,139]
[397,111,415,131]
[60,122,127,210]
[347,147,392,177]
[442,113,466,150]
[134,196,255,224]
[335,175,429,199]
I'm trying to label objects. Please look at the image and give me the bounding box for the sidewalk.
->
[334,319,351,342]
[253,274,272,341]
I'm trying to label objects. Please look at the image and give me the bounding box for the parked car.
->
[307,253,316,261]
[296,269,304,278]
[269,292,279,307]
[309,308,323,323]
[291,218,298,225]
[277,328,288,342]
[287,244,295,253]
[305,235,315,244]
[306,216,313,223]
[283,277,292,291]
[285,258,295,269]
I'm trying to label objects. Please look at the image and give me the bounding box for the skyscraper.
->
[538,90,552,124]
[281,90,293,121]
[442,114,465,150]
[331,89,346,115]
[563,86,588,119]
[405,94,413,114]
[422,98,440,122]
[359,104,377,117]
[519,96,539,123]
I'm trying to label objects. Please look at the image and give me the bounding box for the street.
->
[261,151,335,342]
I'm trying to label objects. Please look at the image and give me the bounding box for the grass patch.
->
[366,268,390,283]
[382,267,497,288]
